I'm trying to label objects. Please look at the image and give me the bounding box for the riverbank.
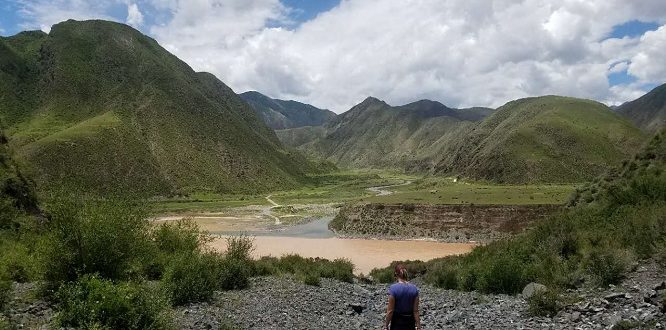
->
[331,203,562,242]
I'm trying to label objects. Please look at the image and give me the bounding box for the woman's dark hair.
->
[394,264,408,280]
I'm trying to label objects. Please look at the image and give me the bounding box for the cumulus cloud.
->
[10,0,666,111]
[126,3,144,27]
[146,0,666,112]
[14,0,115,32]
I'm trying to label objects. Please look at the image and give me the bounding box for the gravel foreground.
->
[3,264,664,329]
[175,263,665,330]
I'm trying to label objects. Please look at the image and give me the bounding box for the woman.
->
[383,264,421,330]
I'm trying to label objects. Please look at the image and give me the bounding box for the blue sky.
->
[1,1,665,111]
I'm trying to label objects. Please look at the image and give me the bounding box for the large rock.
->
[522,283,548,299]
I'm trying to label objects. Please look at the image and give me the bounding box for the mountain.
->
[240,91,336,129]
[0,20,310,195]
[0,130,39,227]
[616,83,666,133]
[277,97,492,169]
[435,96,647,183]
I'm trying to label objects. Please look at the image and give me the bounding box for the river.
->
[154,181,475,274]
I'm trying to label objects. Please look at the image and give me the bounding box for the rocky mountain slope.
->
[0,20,311,195]
[616,83,666,134]
[278,97,492,170]
[240,91,336,129]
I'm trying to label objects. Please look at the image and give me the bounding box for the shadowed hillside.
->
[0,20,311,195]
[616,83,666,134]
[240,91,336,129]
[279,97,491,170]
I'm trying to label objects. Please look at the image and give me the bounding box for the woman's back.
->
[388,282,419,314]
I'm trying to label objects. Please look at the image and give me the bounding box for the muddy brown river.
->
[210,236,475,274]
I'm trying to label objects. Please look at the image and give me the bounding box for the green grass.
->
[367,176,574,205]
[1,19,312,197]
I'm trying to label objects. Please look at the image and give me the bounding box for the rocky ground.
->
[175,262,665,329]
[3,263,664,329]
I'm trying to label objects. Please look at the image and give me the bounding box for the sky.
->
[1,0,666,113]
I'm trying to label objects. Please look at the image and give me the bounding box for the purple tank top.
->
[388,282,419,314]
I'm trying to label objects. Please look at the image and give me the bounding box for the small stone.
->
[604,292,628,301]
[569,311,581,322]
[522,283,548,299]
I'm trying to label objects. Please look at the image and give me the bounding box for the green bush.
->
[424,262,458,290]
[218,257,252,291]
[0,279,11,311]
[254,255,355,284]
[585,249,630,287]
[146,219,211,280]
[56,275,172,330]
[161,252,223,305]
[152,219,209,255]
[0,241,40,282]
[225,236,254,262]
[43,198,152,283]
[527,289,561,317]
[301,271,321,286]
[369,267,394,284]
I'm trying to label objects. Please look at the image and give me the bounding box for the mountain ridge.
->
[240,91,336,129]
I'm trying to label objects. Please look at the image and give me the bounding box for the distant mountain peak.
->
[240,91,335,129]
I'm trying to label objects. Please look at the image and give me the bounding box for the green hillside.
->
[240,91,336,129]
[0,130,39,229]
[616,83,666,133]
[0,20,309,195]
[284,97,488,170]
[435,96,647,183]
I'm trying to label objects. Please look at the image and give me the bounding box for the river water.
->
[208,216,475,274]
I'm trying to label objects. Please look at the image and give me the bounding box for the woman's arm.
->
[413,296,421,329]
[384,295,395,329]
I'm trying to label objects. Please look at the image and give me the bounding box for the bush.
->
[56,275,172,329]
[254,255,355,285]
[301,271,321,286]
[225,236,254,262]
[161,252,223,305]
[425,262,458,290]
[147,219,211,279]
[0,279,11,311]
[527,289,561,317]
[218,257,252,291]
[152,219,209,255]
[0,241,40,282]
[369,267,394,284]
[43,198,152,283]
[585,249,631,287]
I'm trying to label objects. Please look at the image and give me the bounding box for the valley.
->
[0,17,664,330]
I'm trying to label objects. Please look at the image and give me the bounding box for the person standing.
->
[383,264,421,330]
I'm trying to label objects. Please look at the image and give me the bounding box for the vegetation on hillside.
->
[435,96,646,183]
[240,91,336,129]
[371,129,666,295]
[0,20,313,196]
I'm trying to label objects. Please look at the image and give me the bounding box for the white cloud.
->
[10,0,666,111]
[147,0,666,112]
[126,3,144,27]
[627,26,666,83]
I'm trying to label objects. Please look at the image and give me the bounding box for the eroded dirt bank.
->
[330,203,562,242]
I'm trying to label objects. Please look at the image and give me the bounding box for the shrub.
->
[147,219,210,279]
[43,198,152,283]
[225,236,254,262]
[218,257,252,291]
[585,249,631,287]
[425,262,458,290]
[254,255,355,284]
[301,271,321,286]
[369,267,394,284]
[56,275,172,329]
[0,241,40,282]
[0,279,11,311]
[320,258,354,283]
[527,289,561,317]
[152,219,209,255]
[161,252,223,305]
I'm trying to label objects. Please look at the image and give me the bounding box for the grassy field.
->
[149,171,576,215]
[149,170,415,214]
[366,177,575,205]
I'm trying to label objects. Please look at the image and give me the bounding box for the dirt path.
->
[264,195,281,225]
[366,180,413,196]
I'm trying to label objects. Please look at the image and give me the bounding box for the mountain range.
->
[616,83,666,134]
[0,20,310,195]
[240,91,336,129]
[278,95,649,183]
[0,19,662,194]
